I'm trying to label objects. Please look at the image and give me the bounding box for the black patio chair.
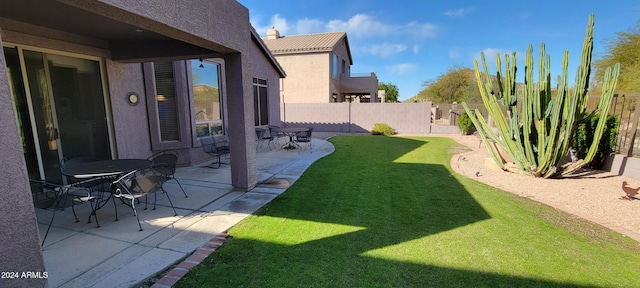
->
[294,127,314,152]
[30,179,96,246]
[255,127,274,150]
[111,168,178,231]
[201,135,230,168]
[268,125,286,148]
[59,153,111,226]
[147,150,188,198]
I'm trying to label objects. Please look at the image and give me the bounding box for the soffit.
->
[0,0,226,62]
[0,0,167,42]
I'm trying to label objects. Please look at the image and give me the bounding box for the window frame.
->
[191,59,225,139]
[332,53,339,79]
[143,61,191,150]
[253,77,269,126]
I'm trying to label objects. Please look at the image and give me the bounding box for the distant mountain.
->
[194,84,220,102]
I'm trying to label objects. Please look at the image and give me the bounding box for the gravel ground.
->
[444,134,640,242]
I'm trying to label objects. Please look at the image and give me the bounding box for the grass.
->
[175,136,640,287]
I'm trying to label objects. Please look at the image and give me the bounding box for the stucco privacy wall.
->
[0,30,48,288]
[282,102,432,134]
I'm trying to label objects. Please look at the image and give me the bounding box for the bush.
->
[571,115,618,169]
[371,123,395,136]
[457,113,475,135]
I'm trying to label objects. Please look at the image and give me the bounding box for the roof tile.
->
[263,32,346,54]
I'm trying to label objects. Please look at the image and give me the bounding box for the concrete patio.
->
[36,136,335,287]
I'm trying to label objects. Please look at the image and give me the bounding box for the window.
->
[332,53,339,78]
[144,61,189,150]
[342,59,346,76]
[253,78,269,126]
[153,62,180,142]
[192,60,223,137]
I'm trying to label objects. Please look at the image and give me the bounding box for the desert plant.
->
[457,113,475,135]
[571,115,619,169]
[371,123,395,136]
[462,14,620,178]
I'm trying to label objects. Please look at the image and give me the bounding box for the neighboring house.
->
[262,27,378,103]
[0,1,284,286]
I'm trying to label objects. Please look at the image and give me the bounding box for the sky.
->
[238,0,639,101]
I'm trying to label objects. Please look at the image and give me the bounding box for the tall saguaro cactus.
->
[463,14,620,178]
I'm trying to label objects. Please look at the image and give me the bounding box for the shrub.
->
[571,115,618,169]
[457,113,475,135]
[371,123,395,136]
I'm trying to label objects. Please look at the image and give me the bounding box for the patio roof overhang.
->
[0,0,235,62]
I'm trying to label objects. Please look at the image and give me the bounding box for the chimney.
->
[267,26,280,39]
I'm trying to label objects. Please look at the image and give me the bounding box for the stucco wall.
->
[282,103,351,131]
[282,102,432,134]
[277,53,330,103]
[67,0,250,53]
[0,30,48,288]
[248,39,282,127]
[105,60,152,159]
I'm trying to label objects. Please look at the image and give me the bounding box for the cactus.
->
[463,14,620,178]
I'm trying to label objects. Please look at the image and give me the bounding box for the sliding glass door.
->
[4,46,112,183]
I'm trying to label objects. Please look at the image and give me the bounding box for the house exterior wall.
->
[329,38,352,98]
[277,53,331,103]
[271,34,377,103]
[248,39,283,127]
[0,30,48,288]
[105,60,152,159]
[283,102,432,134]
[0,1,282,283]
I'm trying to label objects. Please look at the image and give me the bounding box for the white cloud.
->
[295,18,324,34]
[444,7,476,18]
[255,13,438,39]
[250,13,438,59]
[270,14,289,35]
[386,63,419,75]
[361,43,407,57]
[326,14,393,37]
[251,14,290,36]
[406,22,439,38]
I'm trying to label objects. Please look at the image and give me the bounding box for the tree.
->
[593,21,640,93]
[378,82,399,102]
[412,66,481,104]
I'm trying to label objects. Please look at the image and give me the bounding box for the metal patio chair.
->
[294,127,314,152]
[30,179,96,245]
[147,150,188,198]
[59,153,111,226]
[255,127,275,150]
[201,135,230,168]
[111,168,178,231]
[268,125,286,148]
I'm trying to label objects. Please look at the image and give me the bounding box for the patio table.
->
[278,127,309,150]
[61,158,153,223]
[61,158,153,179]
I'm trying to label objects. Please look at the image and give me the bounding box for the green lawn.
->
[176,136,640,287]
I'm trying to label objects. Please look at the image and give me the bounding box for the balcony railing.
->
[339,73,377,94]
